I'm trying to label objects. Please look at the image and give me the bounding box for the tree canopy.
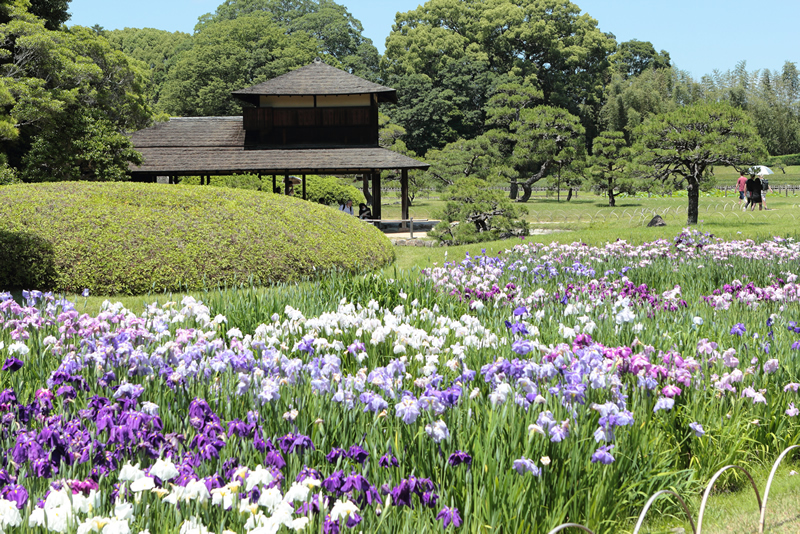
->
[0,0,154,181]
[635,103,767,225]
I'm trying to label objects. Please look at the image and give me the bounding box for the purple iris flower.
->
[322,470,345,494]
[513,306,529,316]
[591,445,615,465]
[730,323,746,336]
[653,397,675,412]
[347,445,369,464]
[421,491,439,508]
[0,484,28,509]
[264,450,286,469]
[325,447,347,464]
[379,453,398,468]
[340,471,370,493]
[277,433,315,454]
[2,358,23,372]
[395,397,421,424]
[447,451,472,467]
[436,506,463,528]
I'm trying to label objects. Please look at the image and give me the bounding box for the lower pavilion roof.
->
[130,117,428,176]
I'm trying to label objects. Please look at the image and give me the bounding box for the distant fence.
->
[547,445,800,534]
[384,185,800,197]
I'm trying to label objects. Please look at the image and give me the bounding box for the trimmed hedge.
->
[0,182,394,295]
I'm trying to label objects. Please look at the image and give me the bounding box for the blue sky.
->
[68,0,799,79]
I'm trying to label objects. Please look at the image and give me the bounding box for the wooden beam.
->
[284,174,291,196]
[401,168,409,230]
[302,174,307,200]
[272,174,277,194]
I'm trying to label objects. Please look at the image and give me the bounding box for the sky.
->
[67,0,799,79]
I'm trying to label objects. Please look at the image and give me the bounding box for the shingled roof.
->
[129,117,428,175]
[231,58,397,105]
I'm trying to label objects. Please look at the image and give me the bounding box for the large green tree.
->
[196,0,380,80]
[610,39,670,79]
[159,14,319,117]
[383,0,615,155]
[0,1,153,181]
[105,28,191,111]
[635,103,767,225]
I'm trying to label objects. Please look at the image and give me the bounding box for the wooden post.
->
[302,174,307,200]
[400,168,409,230]
[362,174,372,205]
[284,174,290,196]
[371,172,381,221]
[272,174,277,194]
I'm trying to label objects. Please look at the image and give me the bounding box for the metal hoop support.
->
[546,523,596,534]
[758,444,800,534]
[697,465,761,534]
[632,490,697,534]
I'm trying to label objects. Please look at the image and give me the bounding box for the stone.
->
[647,215,667,227]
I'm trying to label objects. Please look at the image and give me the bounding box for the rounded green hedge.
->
[0,182,395,295]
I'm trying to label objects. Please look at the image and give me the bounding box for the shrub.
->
[0,182,394,295]
[429,177,528,245]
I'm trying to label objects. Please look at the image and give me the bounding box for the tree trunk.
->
[608,179,615,207]
[519,183,532,202]
[687,178,700,225]
[509,177,518,200]
[566,188,573,202]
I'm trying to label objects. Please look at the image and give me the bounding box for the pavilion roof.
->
[231,58,397,104]
[129,117,428,175]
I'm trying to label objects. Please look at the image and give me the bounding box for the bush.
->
[0,182,394,295]
[429,177,528,245]
[767,153,800,167]
[179,174,366,207]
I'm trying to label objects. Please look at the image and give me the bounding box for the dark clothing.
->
[745,178,761,204]
[761,179,769,193]
[747,178,762,203]
[358,204,373,220]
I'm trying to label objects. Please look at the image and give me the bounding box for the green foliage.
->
[159,13,320,117]
[610,39,671,79]
[301,175,365,206]
[507,105,586,202]
[634,102,768,224]
[0,182,394,294]
[383,0,615,154]
[27,0,70,30]
[195,0,380,80]
[423,135,495,187]
[429,176,527,245]
[589,130,638,206]
[179,173,265,190]
[104,27,191,110]
[0,2,154,180]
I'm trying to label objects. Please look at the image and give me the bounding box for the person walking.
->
[736,174,747,207]
[744,175,755,211]
[749,176,763,211]
[761,176,771,210]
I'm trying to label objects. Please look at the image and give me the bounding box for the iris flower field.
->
[1,228,800,533]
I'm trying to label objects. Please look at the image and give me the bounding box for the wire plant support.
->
[546,444,799,534]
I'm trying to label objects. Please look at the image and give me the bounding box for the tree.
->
[196,0,380,80]
[429,176,528,245]
[105,28,191,110]
[383,0,615,153]
[635,103,767,225]
[505,105,585,202]
[588,130,637,206]
[159,14,319,117]
[424,135,496,187]
[0,2,154,180]
[610,39,670,79]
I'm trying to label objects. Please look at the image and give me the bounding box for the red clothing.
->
[737,176,747,192]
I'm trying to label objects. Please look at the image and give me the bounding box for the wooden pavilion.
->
[129,58,428,223]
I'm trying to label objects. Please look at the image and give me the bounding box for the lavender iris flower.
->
[689,422,705,437]
[513,457,541,476]
[591,445,615,464]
